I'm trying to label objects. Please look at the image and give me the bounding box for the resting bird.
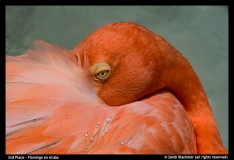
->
[6,22,227,154]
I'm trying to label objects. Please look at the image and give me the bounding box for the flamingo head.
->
[72,22,180,106]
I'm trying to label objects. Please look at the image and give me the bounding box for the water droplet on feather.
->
[90,136,94,142]
[106,116,112,123]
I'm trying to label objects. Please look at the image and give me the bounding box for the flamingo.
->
[6,22,227,154]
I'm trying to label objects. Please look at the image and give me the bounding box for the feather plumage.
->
[6,40,197,154]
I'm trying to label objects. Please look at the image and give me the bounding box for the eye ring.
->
[90,62,111,82]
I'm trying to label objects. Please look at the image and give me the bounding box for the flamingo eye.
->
[90,62,111,81]
[96,70,109,79]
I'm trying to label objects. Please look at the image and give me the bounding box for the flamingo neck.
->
[164,52,227,154]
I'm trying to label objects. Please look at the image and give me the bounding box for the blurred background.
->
[6,6,228,151]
